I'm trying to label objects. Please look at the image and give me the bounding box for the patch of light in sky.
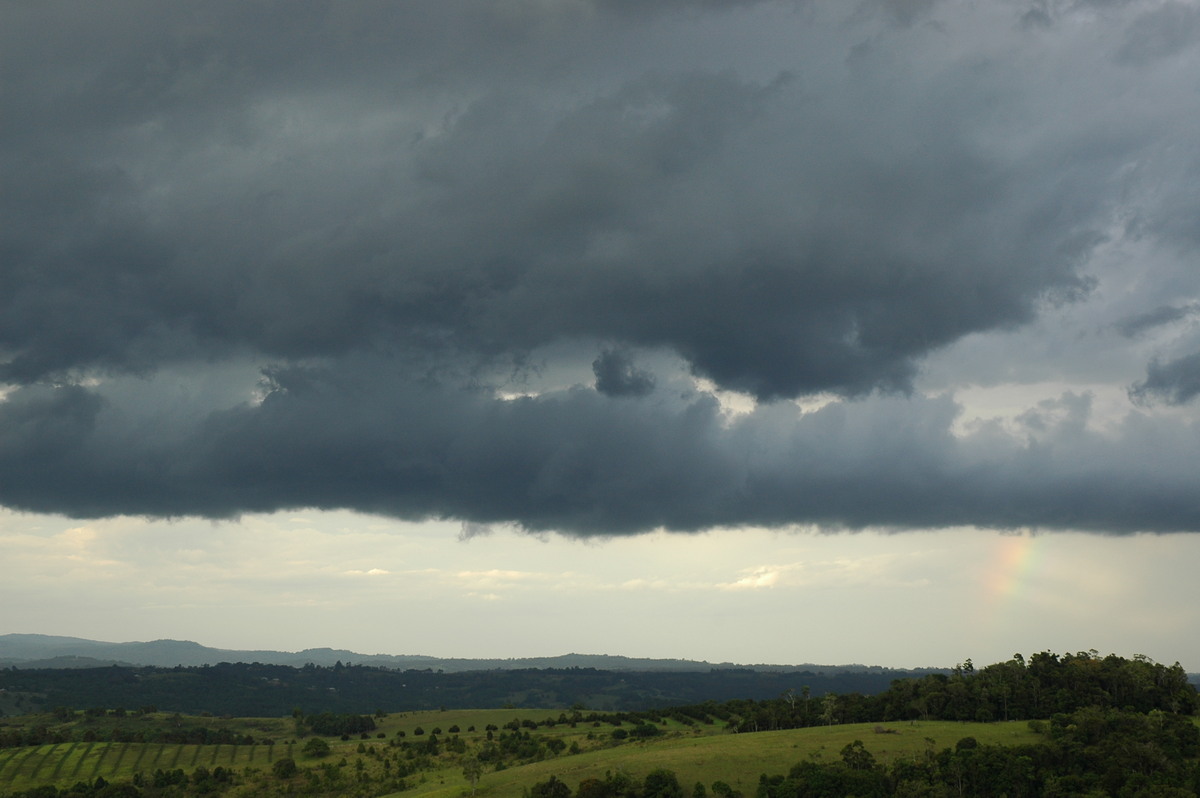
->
[690,376,757,419]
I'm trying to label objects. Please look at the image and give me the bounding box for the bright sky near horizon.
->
[7,511,1200,670]
[5,0,1200,672]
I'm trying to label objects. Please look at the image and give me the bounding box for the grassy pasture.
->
[0,708,1043,798]
[392,720,1042,798]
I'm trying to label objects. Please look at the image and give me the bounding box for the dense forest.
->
[688,651,1198,732]
[0,662,914,716]
[1,651,1194,729]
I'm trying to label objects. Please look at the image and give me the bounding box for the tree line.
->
[655,652,1196,733]
[3,651,1191,739]
[0,723,259,749]
[0,662,918,716]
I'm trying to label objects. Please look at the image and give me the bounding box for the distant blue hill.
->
[0,633,940,674]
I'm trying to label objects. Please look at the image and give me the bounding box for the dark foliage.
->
[301,712,376,737]
[751,707,1200,798]
[649,652,1197,734]
[0,662,913,716]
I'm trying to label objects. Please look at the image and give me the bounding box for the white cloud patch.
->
[717,553,932,592]
[718,564,792,590]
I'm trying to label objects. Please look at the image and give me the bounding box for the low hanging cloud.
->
[3,0,1200,535]
[3,368,1200,535]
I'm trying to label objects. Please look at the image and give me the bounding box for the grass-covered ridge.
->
[394,719,1043,798]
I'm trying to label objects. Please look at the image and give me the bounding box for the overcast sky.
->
[5,0,1200,671]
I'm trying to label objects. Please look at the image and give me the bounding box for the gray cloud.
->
[3,0,1200,534]
[1020,4,1054,30]
[3,369,1200,535]
[1115,304,1199,338]
[1131,352,1200,406]
[0,1,1115,397]
[1116,2,1200,65]
[861,0,943,27]
[593,350,657,397]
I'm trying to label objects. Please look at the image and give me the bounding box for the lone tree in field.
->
[462,757,483,795]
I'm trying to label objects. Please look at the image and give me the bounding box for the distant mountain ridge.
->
[0,634,927,674]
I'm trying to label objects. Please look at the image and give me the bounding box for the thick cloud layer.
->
[3,369,1200,534]
[4,0,1200,534]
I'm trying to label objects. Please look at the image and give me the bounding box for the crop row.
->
[0,741,294,792]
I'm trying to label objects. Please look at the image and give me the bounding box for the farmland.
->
[2,652,1198,797]
[0,706,1039,798]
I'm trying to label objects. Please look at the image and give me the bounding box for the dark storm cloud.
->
[593,350,656,398]
[0,0,1104,397]
[3,370,1200,535]
[4,0,1200,533]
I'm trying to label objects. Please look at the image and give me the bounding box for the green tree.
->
[302,737,331,758]
[577,778,611,798]
[463,757,483,795]
[531,775,572,798]
[711,781,737,798]
[820,694,838,726]
[272,757,298,778]
[644,769,684,798]
[840,740,876,771]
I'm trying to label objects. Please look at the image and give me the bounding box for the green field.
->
[0,707,1047,798]
[392,720,1040,798]
[0,709,1043,797]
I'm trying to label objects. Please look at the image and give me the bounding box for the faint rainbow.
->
[983,532,1038,615]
